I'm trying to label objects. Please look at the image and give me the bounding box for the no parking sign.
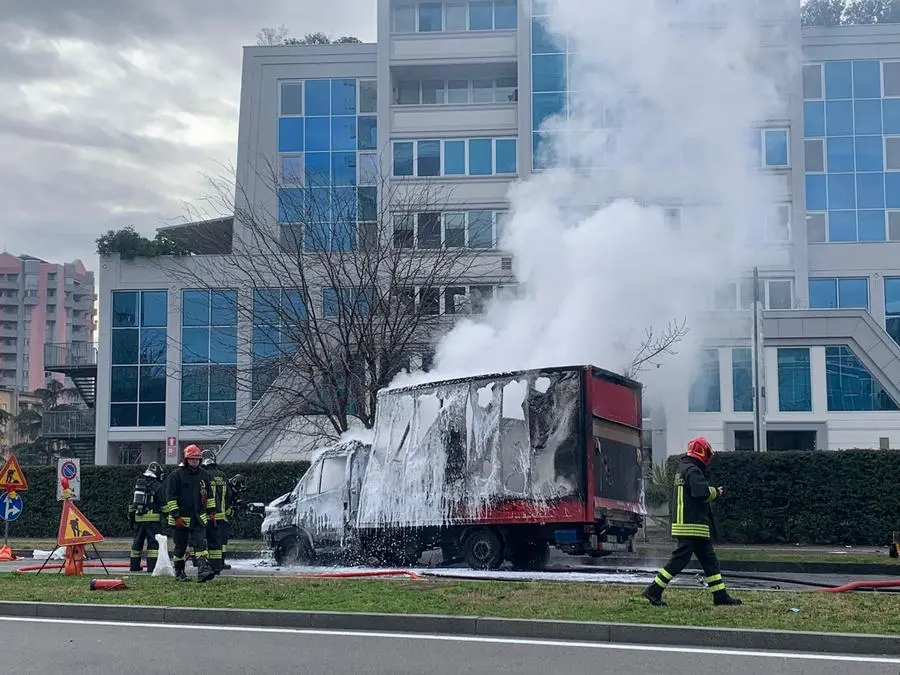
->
[56,458,81,501]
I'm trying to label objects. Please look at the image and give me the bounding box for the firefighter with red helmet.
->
[163,444,216,582]
[642,436,741,607]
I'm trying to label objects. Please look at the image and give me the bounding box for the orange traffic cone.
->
[63,545,85,576]
[0,545,15,561]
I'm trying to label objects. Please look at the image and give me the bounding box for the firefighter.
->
[163,445,216,582]
[222,474,247,570]
[127,462,165,573]
[201,448,227,575]
[642,437,742,607]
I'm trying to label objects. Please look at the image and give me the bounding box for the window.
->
[804,139,824,172]
[777,348,812,412]
[281,82,303,116]
[886,277,900,348]
[393,3,416,32]
[808,277,869,310]
[446,2,467,30]
[319,456,347,493]
[884,61,900,98]
[826,345,899,411]
[766,279,793,310]
[494,0,517,28]
[180,289,238,427]
[766,204,791,242]
[824,61,852,99]
[358,80,377,114]
[392,210,503,249]
[886,137,900,171]
[110,290,167,428]
[393,77,518,106]
[802,64,822,100]
[688,349,720,413]
[732,348,753,413]
[719,278,794,311]
[418,2,443,31]
[890,212,900,242]
[323,287,372,319]
[280,155,304,185]
[252,289,307,402]
[762,128,789,167]
[391,138,517,177]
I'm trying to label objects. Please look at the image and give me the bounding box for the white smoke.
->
[392,0,795,406]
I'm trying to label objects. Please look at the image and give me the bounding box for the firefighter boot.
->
[146,555,157,574]
[129,556,141,573]
[713,589,742,606]
[642,583,667,607]
[174,561,190,582]
[196,556,216,583]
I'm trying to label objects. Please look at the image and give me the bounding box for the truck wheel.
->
[509,541,550,571]
[275,535,314,567]
[464,529,503,570]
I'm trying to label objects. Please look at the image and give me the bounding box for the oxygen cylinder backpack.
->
[132,476,151,515]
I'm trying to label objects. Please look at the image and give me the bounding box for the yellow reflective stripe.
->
[147,550,159,558]
[208,550,223,559]
[167,516,192,527]
[206,499,216,509]
[676,484,684,526]
[199,513,208,524]
[658,568,673,581]
[706,486,718,502]
[130,550,141,556]
[214,513,226,521]
[194,549,209,558]
[709,582,726,592]
[671,524,711,538]
[706,573,723,584]
[135,513,161,522]
[162,501,178,513]
[654,577,667,588]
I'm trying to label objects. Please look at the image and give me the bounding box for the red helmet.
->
[183,444,203,460]
[686,436,714,465]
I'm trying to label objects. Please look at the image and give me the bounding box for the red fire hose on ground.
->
[816,580,900,593]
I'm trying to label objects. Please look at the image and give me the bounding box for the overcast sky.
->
[0,0,376,271]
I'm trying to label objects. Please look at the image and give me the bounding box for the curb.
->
[0,601,897,655]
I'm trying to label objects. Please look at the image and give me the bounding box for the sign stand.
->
[36,477,109,576]
[0,454,28,561]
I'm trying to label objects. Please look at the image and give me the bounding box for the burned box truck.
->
[261,365,645,570]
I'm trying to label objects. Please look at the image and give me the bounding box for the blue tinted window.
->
[469,139,493,175]
[858,210,886,241]
[111,366,138,402]
[138,403,165,427]
[764,129,788,166]
[304,222,331,252]
[824,61,852,99]
[211,290,237,326]
[182,290,209,326]
[181,365,208,402]
[282,156,304,185]
[210,328,237,364]
[358,187,377,221]
[331,117,357,152]
[532,54,567,93]
[886,277,900,314]
[827,173,856,209]
[333,187,357,222]
[494,0,517,28]
[139,366,166,402]
[110,404,137,427]
[828,210,857,242]
[838,278,869,308]
[181,402,207,426]
[533,92,565,130]
[323,288,340,317]
[209,402,237,426]
[444,140,466,175]
[305,79,331,116]
[111,329,138,365]
[332,220,355,252]
[277,187,304,223]
[884,99,900,134]
[469,1,493,29]
[278,118,304,152]
[469,210,493,248]
[688,349,720,413]
[357,117,377,150]
[393,142,414,176]
[419,2,443,31]
[854,100,882,135]
[139,328,166,365]
[331,78,356,115]
[182,327,209,364]
[112,291,137,328]
[856,173,885,209]
[826,136,854,172]
[826,345,899,411]
[417,140,441,176]
[210,366,236,398]
[304,152,330,187]
[809,278,837,308]
[732,348,753,413]
[886,172,900,208]
[856,136,883,171]
[852,60,881,98]
[805,174,827,210]
[777,348,811,412]
[141,291,167,327]
[531,18,562,53]
[306,188,331,222]
[332,152,357,186]
[496,139,517,174]
[803,101,825,137]
[825,101,853,136]
[305,117,330,152]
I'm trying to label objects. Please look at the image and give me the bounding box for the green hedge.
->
[665,450,900,546]
[7,462,308,540]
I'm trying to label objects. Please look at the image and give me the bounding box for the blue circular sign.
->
[61,461,77,480]
[0,492,23,522]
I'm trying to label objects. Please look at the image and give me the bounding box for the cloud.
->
[0,0,376,268]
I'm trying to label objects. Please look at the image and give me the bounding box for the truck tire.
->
[275,535,314,567]
[464,528,503,570]
[509,541,550,571]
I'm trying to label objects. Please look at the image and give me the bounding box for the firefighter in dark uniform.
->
[127,462,165,573]
[643,437,742,607]
[201,449,227,574]
[221,474,247,570]
[163,445,216,582]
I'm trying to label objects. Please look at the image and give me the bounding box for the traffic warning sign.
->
[0,454,27,491]
[57,500,104,547]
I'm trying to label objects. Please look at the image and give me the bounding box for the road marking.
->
[0,616,897,663]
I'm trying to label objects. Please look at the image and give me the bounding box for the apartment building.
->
[92,1,900,465]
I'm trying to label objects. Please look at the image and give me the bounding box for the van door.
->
[295,454,348,548]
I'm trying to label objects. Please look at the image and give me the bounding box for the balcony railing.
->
[44,342,98,370]
[42,409,96,437]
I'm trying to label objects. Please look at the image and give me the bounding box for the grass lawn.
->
[8,538,267,553]
[714,550,890,565]
[2,573,900,635]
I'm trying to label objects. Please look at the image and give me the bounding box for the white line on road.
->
[1,616,898,663]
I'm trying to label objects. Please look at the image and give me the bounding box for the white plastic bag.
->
[152,534,175,577]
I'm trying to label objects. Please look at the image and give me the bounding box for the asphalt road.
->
[1,617,898,675]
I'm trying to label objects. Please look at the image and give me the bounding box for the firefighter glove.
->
[716,486,726,498]
[174,517,186,529]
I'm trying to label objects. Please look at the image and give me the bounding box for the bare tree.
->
[619,318,690,380]
[256,25,290,46]
[256,27,363,46]
[163,156,509,442]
